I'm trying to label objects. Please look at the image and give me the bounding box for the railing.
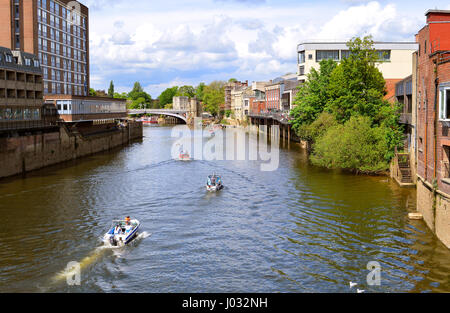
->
[248,111,293,124]
[0,117,59,131]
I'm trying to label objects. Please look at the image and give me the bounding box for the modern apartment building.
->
[0,0,89,96]
[415,9,450,248]
[296,42,418,96]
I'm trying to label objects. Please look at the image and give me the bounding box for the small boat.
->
[179,151,191,161]
[206,174,223,191]
[104,218,140,246]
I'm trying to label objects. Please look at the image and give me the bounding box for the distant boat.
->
[179,151,191,161]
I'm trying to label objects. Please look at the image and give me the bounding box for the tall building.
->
[415,10,450,248]
[0,0,89,96]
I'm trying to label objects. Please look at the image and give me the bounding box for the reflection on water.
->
[0,126,449,292]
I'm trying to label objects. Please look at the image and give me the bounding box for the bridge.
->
[128,109,188,123]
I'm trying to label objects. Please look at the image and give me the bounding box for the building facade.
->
[0,0,89,96]
[173,96,190,111]
[296,42,418,98]
[224,80,248,111]
[415,10,450,248]
[0,46,58,131]
[44,94,127,122]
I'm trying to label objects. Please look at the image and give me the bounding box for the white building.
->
[297,42,418,82]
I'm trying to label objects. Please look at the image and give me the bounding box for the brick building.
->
[0,0,89,96]
[415,9,450,248]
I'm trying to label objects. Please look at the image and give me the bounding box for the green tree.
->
[108,80,114,98]
[176,85,195,98]
[114,92,128,99]
[203,81,225,117]
[128,97,147,109]
[311,116,392,173]
[290,59,337,134]
[327,36,388,123]
[158,86,178,108]
[195,83,206,102]
[89,88,97,96]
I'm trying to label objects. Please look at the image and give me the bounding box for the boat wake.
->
[52,232,151,285]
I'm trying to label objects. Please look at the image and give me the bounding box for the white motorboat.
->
[206,174,223,192]
[104,218,140,246]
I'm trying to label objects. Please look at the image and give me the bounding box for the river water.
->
[0,126,449,293]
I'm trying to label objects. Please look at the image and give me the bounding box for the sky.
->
[78,0,450,98]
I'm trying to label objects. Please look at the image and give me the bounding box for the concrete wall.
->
[417,177,450,248]
[0,121,142,179]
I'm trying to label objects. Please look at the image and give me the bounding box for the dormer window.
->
[5,54,13,63]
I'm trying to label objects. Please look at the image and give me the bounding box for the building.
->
[173,96,190,111]
[44,94,127,122]
[0,0,89,96]
[415,9,450,248]
[224,80,248,111]
[265,75,299,112]
[0,46,59,131]
[249,81,268,115]
[296,41,418,97]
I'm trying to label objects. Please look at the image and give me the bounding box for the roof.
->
[297,42,419,52]
[425,9,450,16]
[0,46,42,74]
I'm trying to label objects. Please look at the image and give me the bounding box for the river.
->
[0,125,449,293]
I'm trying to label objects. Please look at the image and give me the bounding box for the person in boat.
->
[114,224,122,234]
[125,216,131,225]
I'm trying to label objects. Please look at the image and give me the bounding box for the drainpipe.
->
[433,56,439,180]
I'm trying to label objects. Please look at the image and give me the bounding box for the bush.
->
[296,112,337,143]
[310,116,391,173]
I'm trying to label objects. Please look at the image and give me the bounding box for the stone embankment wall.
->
[0,121,143,179]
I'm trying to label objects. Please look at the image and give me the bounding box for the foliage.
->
[164,102,173,109]
[89,88,97,96]
[224,110,232,118]
[203,81,225,117]
[296,112,338,143]
[290,35,404,173]
[108,81,114,98]
[310,116,393,173]
[158,87,178,108]
[195,83,206,102]
[290,59,337,133]
[114,92,128,99]
[228,78,237,83]
[127,97,148,109]
[175,85,196,98]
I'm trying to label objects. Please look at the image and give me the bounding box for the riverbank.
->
[0,120,143,179]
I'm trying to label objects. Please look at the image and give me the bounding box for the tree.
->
[228,78,237,83]
[195,82,206,102]
[290,59,337,134]
[89,88,97,96]
[176,85,195,98]
[290,35,403,173]
[108,80,114,98]
[311,116,393,173]
[114,92,128,99]
[158,86,178,108]
[128,97,147,109]
[327,36,388,123]
[203,81,225,117]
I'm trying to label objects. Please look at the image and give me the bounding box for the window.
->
[376,50,391,61]
[439,87,450,121]
[316,50,339,61]
[341,50,351,59]
[298,51,305,64]
[299,65,305,76]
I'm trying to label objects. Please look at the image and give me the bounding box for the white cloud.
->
[87,1,424,96]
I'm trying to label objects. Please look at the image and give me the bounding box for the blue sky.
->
[79,0,450,97]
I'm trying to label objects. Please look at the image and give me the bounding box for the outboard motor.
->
[109,235,118,246]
